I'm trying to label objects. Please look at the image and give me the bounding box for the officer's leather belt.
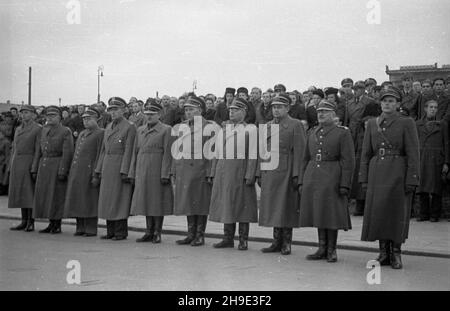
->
[43,153,62,158]
[315,154,339,162]
[377,148,404,157]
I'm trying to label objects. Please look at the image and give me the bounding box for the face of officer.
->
[250,88,261,101]
[425,101,438,119]
[327,94,337,104]
[272,104,289,119]
[354,87,365,98]
[381,96,398,114]
[422,82,432,93]
[317,110,335,125]
[83,115,98,129]
[109,107,124,120]
[146,112,160,126]
[289,94,297,105]
[21,110,34,122]
[184,106,201,121]
[46,113,61,126]
[229,107,245,123]
[433,79,445,94]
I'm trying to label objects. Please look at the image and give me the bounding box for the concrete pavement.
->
[0,196,449,258]
[1,219,449,291]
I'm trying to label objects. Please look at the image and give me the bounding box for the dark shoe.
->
[306,228,328,260]
[391,242,403,269]
[39,222,54,233]
[24,220,35,232]
[213,224,235,248]
[83,233,97,237]
[376,240,391,266]
[136,233,153,242]
[261,227,282,253]
[176,216,196,245]
[326,229,338,263]
[101,234,114,239]
[10,221,27,231]
[112,236,127,241]
[280,228,293,255]
[74,232,85,236]
[152,216,164,244]
[430,217,439,222]
[353,211,364,216]
[50,220,62,234]
[191,216,207,247]
[238,223,249,251]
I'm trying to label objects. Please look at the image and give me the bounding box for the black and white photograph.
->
[0,0,449,296]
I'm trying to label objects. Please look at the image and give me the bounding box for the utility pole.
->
[28,67,32,105]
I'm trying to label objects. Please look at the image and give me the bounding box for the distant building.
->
[386,63,450,87]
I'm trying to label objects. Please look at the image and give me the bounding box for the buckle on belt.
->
[379,148,385,156]
[316,154,322,162]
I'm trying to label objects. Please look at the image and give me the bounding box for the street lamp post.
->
[97,65,104,103]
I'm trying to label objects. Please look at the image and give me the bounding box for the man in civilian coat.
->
[416,78,450,121]
[209,98,258,251]
[172,96,217,247]
[8,105,42,232]
[129,101,174,243]
[299,100,355,262]
[63,106,104,236]
[95,97,136,241]
[33,106,74,234]
[359,87,420,269]
[416,100,448,222]
[214,88,235,125]
[256,93,306,255]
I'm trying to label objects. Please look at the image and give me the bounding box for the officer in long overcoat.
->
[33,106,74,234]
[299,100,355,262]
[8,105,42,232]
[95,97,136,241]
[64,106,104,236]
[129,101,174,243]
[257,93,306,255]
[416,99,447,222]
[172,96,217,247]
[209,98,258,251]
[359,87,420,269]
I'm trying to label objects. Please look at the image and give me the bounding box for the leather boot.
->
[152,216,164,243]
[306,228,328,260]
[176,216,197,245]
[261,227,282,253]
[137,216,155,242]
[213,223,236,248]
[238,223,249,251]
[191,215,207,246]
[391,242,403,269]
[39,220,54,233]
[326,229,338,262]
[281,228,293,255]
[10,208,28,231]
[51,219,62,234]
[376,240,391,266]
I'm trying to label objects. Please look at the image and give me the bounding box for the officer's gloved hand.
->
[292,177,299,190]
[30,172,37,181]
[57,174,67,182]
[405,185,416,194]
[121,173,129,183]
[245,177,255,186]
[161,178,170,185]
[361,183,368,193]
[91,176,100,187]
[256,177,261,187]
[170,175,176,185]
[339,187,349,197]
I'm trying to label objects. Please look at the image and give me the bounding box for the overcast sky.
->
[1,0,449,106]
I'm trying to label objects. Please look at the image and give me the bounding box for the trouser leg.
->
[430,194,442,220]
[84,217,98,235]
[419,193,430,220]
